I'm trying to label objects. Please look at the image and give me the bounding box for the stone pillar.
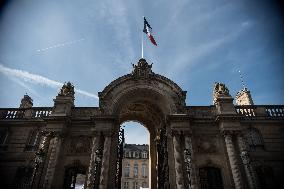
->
[172,131,185,189]
[31,131,54,189]
[39,131,54,152]
[42,133,63,189]
[223,131,243,189]
[237,134,259,189]
[184,135,197,189]
[85,133,102,189]
[99,133,112,189]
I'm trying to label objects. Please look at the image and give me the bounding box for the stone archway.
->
[97,59,187,189]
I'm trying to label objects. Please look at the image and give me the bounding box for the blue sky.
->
[0,0,283,144]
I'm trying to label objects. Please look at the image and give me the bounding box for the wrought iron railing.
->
[235,105,284,117]
[0,107,52,119]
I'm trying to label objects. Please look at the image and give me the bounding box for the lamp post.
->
[30,148,45,189]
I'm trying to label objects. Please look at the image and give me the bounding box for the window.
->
[142,182,147,188]
[134,163,138,177]
[142,152,147,158]
[134,182,139,189]
[245,128,264,150]
[0,129,9,151]
[123,182,129,189]
[25,129,40,151]
[124,164,130,177]
[142,164,147,177]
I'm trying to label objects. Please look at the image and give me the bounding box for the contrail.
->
[0,64,99,99]
[36,38,85,52]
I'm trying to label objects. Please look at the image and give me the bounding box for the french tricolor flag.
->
[143,17,157,46]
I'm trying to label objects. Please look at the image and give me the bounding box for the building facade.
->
[0,58,283,189]
[121,144,149,189]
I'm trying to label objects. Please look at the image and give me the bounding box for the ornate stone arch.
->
[97,59,187,189]
[98,58,187,116]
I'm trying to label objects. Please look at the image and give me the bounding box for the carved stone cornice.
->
[182,130,193,136]
[221,129,241,137]
[215,114,242,122]
[167,114,191,122]
[171,129,182,136]
[221,130,234,137]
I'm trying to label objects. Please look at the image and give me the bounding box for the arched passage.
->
[98,59,187,189]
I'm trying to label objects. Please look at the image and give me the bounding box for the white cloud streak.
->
[0,64,99,99]
[36,38,85,52]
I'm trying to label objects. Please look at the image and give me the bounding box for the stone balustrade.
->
[0,107,52,119]
[235,105,284,117]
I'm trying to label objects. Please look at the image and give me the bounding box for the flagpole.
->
[141,31,144,58]
[142,16,144,58]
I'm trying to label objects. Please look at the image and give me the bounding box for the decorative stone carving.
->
[237,134,259,189]
[197,136,218,153]
[59,82,75,97]
[67,136,91,154]
[172,130,185,189]
[222,130,243,189]
[213,82,231,104]
[132,58,153,79]
[43,134,63,189]
[20,94,33,109]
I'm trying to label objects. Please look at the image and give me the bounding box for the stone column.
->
[31,131,53,189]
[99,133,112,189]
[39,131,54,152]
[237,134,259,189]
[42,133,63,189]
[223,131,243,189]
[85,133,102,189]
[172,131,185,189]
[184,135,197,189]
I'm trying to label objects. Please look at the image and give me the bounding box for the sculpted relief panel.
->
[196,135,220,154]
[67,136,91,155]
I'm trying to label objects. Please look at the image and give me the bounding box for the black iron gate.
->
[157,123,169,189]
[115,127,125,189]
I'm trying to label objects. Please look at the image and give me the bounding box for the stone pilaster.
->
[184,134,197,189]
[99,133,112,189]
[237,134,259,189]
[42,132,63,189]
[172,130,185,189]
[85,133,102,189]
[39,131,54,152]
[223,131,243,189]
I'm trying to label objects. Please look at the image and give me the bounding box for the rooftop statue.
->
[59,82,75,97]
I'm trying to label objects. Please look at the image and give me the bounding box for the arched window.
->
[199,167,224,189]
[245,128,264,150]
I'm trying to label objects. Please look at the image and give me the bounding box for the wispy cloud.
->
[166,21,252,77]
[36,38,85,52]
[0,64,99,99]
[98,0,135,69]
